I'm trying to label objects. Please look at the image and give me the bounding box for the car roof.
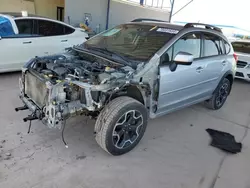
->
[0,12,46,18]
[128,19,224,35]
[127,21,184,31]
[0,12,76,29]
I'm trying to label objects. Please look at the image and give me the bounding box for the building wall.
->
[65,0,169,32]
[0,0,64,20]
[109,0,170,28]
[65,0,108,32]
[0,0,35,14]
[35,0,64,19]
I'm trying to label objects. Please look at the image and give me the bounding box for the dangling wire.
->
[27,120,32,134]
[62,119,68,148]
[27,112,35,134]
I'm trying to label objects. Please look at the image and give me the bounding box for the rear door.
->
[35,19,70,55]
[64,26,88,46]
[199,33,227,94]
[157,33,208,115]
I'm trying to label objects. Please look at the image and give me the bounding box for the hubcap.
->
[112,110,143,149]
[216,83,229,107]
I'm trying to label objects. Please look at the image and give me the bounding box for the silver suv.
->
[16,20,237,155]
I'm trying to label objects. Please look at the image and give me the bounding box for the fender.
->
[214,70,234,95]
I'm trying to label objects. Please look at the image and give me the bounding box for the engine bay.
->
[30,50,135,85]
[19,49,139,129]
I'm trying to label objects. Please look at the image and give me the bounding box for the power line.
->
[172,0,194,17]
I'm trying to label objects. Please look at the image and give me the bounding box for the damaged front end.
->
[16,49,138,130]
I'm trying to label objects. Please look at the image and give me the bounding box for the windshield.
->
[0,16,15,37]
[232,42,250,54]
[83,24,177,61]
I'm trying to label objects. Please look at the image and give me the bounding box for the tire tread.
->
[204,78,230,110]
[95,97,142,154]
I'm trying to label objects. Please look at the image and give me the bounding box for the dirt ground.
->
[0,72,250,188]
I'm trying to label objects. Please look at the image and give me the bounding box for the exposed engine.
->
[19,51,136,129]
[31,54,132,85]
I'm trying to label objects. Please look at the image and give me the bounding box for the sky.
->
[172,0,250,31]
[126,0,250,31]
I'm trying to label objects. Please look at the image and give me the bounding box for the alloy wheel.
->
[112,110,143,149]
[216,82,229,107]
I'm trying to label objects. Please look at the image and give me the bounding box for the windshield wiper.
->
[86,46,136,68]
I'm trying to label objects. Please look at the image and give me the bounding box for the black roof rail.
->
[131,18,168,23]
[184,23,222,33]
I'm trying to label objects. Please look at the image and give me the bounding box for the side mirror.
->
[174,52,193,65]
[0,36,2,40]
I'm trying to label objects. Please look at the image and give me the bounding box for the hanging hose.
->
[62,119,68,148]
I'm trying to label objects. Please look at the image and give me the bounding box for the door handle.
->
[61,40,68,42]
[23,41,32,44]
[222,61,227,66]
[196,66,204,73]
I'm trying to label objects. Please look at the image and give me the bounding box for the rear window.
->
[232,42,250,54]
[37,20,65,36]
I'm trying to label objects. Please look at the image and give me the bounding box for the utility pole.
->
[106,0,111,30]
[169,0,175,22]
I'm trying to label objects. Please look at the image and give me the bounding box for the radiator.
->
[25,72,48,108]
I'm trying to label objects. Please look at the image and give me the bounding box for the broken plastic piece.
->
[206,128,242,154]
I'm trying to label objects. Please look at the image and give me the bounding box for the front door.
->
[156,33,208,115]
[0,37,35,72]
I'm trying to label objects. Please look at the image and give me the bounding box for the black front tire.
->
[94,97,148,156]
[204,78,231,110]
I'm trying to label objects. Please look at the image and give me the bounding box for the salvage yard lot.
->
[0,72,250,188]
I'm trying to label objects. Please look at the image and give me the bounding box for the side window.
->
[64,26,75,35]
[161,33,201,64]
[224,41,231,54]
[203,34,223,57]
[161,47,173,64]
[173,33,201,59]
[15,19,33,35]
[37,20,65,36]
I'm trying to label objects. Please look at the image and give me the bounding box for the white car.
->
[0,12,89,73]
[231,40,250,81]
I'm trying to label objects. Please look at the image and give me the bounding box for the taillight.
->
[233,53,238,62]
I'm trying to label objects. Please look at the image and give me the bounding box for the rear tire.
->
[204,78,231,110]
[94,97,148,156]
